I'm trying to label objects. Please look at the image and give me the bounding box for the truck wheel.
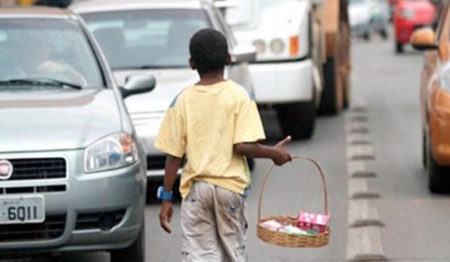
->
[110,223,145,262]
[276,100,316,140]
[319,58,342,115]
[395,41,404,53]
[427,144,449,194]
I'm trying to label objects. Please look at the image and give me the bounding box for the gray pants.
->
[181,181,248,262]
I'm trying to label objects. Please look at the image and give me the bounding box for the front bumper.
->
[430,88,450,166]
[0,149,146,252]
[248,58,314,104]
[131,112,181,179]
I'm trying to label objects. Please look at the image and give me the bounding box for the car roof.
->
[0,7,73,19]
[71,0,212,14]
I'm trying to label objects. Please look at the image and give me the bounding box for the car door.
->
[422,2,449,127]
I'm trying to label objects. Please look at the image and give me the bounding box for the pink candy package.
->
[297,211,330,234]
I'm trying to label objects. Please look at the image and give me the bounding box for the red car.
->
[393,0,435,53]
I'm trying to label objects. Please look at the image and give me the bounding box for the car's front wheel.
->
[110,222,145,262]
[395,41,404,53]
[276,100,316,140]
[427,143,449,194]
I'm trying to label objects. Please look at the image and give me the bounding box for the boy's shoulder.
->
[226,81,255,102]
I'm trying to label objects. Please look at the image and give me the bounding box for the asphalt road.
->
[4,33,450,262]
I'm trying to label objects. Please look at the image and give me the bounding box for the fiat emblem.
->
[0,160,13,180]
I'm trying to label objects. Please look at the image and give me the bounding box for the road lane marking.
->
[347,160,376,178]
[347,133,372,146]
[346,227,387,261]
[350,115,369,122]
[345,101,386,261]
[348,200,384,227]
[347,122,370,134]
[348,179,380,199]
[347,145,375,160]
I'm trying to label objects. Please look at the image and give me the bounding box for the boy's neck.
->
[196,71,225,86]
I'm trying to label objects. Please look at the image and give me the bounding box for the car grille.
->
[0,214,66,242]
[9,158,67,180]
[147,156,166,170]
[0,185,67,195]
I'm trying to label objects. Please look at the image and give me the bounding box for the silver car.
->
[0,7,154,261]
[71,0,256,183]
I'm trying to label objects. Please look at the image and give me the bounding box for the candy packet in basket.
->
[297,211,330,234]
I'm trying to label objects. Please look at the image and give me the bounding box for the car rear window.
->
[82,9,211,70]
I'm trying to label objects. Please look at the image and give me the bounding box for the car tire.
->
[319,57,342,115]
[276,100,316,140]
[395,41,404,53]
[363,31,371,41]
[427,143,448,194]
[110,222,145,262]
[380,28,388,39]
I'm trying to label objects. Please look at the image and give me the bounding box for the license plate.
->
[0,195,45,225]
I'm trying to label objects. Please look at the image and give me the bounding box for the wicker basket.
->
[256,155,330,248]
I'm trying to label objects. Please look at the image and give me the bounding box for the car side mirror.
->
[231,45,257,64]
[120,75,156,98]
[411,27,437,51]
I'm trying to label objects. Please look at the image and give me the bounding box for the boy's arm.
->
[163,155,182,192]
[159,154,182,234]
[234,136,292,165]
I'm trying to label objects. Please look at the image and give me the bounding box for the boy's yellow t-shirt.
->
[154,80,266,198]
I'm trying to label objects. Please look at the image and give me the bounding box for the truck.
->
[217,0,351,139]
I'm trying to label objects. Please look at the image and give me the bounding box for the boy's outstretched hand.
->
[159,201,173,233]
[273,136,292,165]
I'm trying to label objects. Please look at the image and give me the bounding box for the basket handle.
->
[257,155,329,222]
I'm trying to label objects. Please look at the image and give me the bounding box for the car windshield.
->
[349,0,367,4]
[82,9,211,70]
[0,19,103,90]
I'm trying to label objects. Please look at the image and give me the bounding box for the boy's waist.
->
[180,173,250,198]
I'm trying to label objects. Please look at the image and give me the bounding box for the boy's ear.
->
[225,54,232,65]
[189,58,196,70]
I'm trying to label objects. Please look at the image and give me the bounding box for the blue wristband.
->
[157,186,173,201]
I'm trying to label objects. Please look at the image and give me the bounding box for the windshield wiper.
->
[0,78,82,90]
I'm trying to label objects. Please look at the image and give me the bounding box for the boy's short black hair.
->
[189,29,229,74]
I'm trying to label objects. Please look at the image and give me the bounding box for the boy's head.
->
[189,29,231,75]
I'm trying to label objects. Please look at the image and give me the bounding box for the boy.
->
[154,29,292,262]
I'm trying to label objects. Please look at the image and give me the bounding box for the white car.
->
[221,0,322,139]
[348,0,373,39]
[71,0,256,182]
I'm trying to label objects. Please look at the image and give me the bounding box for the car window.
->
[0,19,103,89]
[82,9,211,70]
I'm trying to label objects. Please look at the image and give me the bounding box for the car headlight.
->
[84,133,139,173]
[439,62,450,93]
[252,39,266,54]
[400,9,415,19]
[270,38,285,54]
